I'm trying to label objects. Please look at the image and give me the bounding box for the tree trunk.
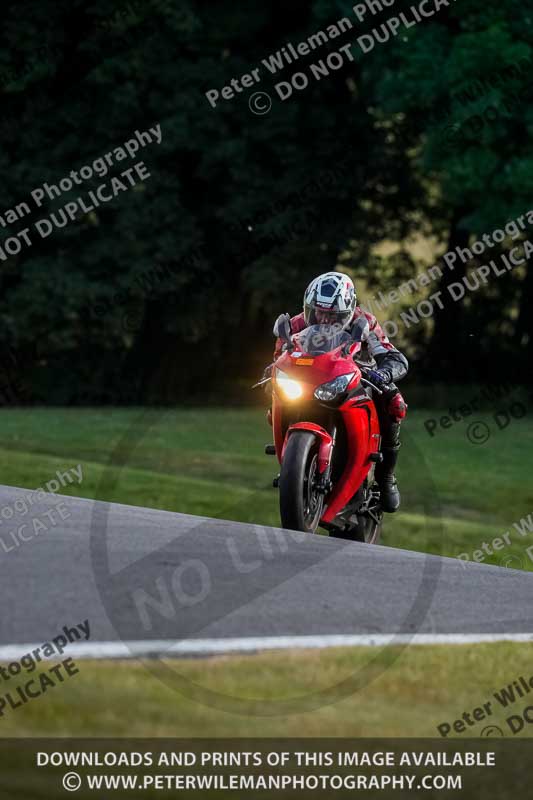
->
[426,210,471,378]
[513,260,533,385]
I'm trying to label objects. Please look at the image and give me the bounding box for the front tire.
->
[279,431,324,533]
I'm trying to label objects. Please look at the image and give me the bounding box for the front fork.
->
[314,425,336,496]
[278,421,336,497]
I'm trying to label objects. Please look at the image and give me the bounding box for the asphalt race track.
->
[0,485,532,654]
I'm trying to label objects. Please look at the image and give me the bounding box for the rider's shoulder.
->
[354,306,378,328]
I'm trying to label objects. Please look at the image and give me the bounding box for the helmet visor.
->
[304,302,353,328]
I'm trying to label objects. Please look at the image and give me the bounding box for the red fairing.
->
[269,332,383,530]
[321,399,380,523]
[272,345,362,467]
[282,423,333,474]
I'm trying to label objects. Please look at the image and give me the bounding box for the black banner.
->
[0,738,531,799]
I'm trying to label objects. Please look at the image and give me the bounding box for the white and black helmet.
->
[303,272,357,330]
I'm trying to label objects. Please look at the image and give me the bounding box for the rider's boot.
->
[376,421,401,513]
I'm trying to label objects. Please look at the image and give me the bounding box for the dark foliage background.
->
[0,0,531,404]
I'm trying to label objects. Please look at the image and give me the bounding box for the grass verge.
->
[0,406,531,567]
[1,642,533,737]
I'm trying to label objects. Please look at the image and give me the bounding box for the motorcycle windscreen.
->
[292,324,352,355]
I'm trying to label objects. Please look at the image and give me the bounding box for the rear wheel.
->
[279,431,324,533]
[334,484,383,543]
[348,508,383,544]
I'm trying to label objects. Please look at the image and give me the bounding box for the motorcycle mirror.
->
[251,376,271,389]
[351,317,370,342]
[273,313,292,345]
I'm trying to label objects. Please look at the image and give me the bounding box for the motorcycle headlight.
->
[314,373,354,402]
[276,369,303,400]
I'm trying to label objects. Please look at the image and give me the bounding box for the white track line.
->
[1,632,533,660]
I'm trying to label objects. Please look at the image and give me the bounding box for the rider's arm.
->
[374,349,409,384]
[362,312,409,383]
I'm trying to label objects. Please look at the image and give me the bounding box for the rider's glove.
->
[362,368,392,389]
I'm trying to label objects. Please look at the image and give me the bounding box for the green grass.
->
[0,405,532,567]
[1,405,532,739]
[1,642,533,737]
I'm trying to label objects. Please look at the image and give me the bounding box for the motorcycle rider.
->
[273,272,408,513]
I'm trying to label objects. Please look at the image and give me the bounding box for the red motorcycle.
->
[258,316,385,542]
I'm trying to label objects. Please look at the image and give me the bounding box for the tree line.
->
[0,0,530,403]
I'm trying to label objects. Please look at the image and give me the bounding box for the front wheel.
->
[279,431,325,533]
